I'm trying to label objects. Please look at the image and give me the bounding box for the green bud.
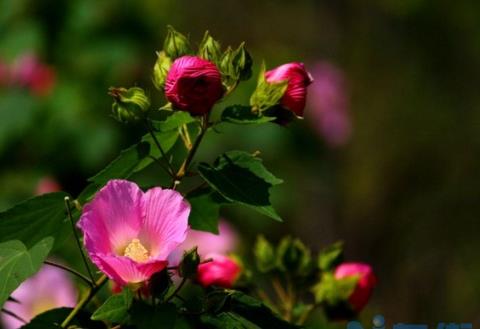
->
[219,46,235,86]
[250,62,288,112]
[198,31,222,64]
[152,51,172,90]
[232,42,252,81]
[312,272,358,306]
[253,235,276,273]
[179,247,200,279]
[163,25,191,59]
[109,87,150,123]
[276,236,312,276]
[148,268,172,299]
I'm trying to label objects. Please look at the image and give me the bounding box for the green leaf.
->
[221,105,275,125]
[318,241,344,271]
[0,192,68,249]
[201,312,259,329]
[197,151,282,221]
[0,238,53,308]
[129,301,177,329]
[91,288,133,323]
[253,235,276,273]
[312,273,359,305]
[187,188,228,233]
[152,111,196,132]
[21,307,106,329]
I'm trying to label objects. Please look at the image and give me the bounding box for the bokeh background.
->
[1,0,480,325]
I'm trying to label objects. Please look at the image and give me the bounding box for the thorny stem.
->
[1,309,27,324]
[64,197,95,284]
[61,275,108,328]
[44,260,94,287]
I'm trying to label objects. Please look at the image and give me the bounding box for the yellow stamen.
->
[124,238,150,262]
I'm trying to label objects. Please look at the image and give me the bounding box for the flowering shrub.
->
[0,27,375,328]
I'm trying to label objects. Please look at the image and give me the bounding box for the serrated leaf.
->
[91,288,133,323]
[318,241,344,271]
[187,188,227,233]
[221,106,275,125]
[152,111,196,132]
[20,307,106,329]
[0,192,68,249]
[197,151,282,221]
[0,238,53,308]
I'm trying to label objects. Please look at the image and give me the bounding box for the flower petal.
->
[139,187,190,259]
[78,180,143,254]
[91,254,167,286]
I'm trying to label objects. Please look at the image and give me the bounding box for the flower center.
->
[123,238,150,263]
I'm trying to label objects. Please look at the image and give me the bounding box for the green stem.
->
[61,275,108,328]
[64,197,95,284]
[166,278,186,302]
[44,260,93,287]
[144,119,175,177]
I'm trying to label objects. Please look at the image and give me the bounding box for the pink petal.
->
[91,254,167,285]
[78,180,144,254]
[139,187,190,259]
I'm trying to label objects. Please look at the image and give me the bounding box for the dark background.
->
[1,0,479,324]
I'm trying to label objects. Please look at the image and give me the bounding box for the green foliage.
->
[277,236,312,276]
[197,151,282,221]
[91,288,133,324]
[179,247,200,279]
[198,31,222,64]
[0,238,53,308]
[318,241,344,271]
[312,273,358,305]
[21,307,106,329]
[254,235,276,273]
[151,111,196,131]
[129,301,177,329]
[187,188,226,233]
[109,87,151,123]
[148,269,173,300]
[221,105,276,125]
[0,192,69,249]
[220,43,253,87]
[153,50,172,90]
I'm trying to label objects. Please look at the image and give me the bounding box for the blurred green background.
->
[1,0,480,324]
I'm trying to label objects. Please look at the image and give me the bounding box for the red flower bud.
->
[265,62,313,117]
[334,262,377,312]
[196,254,241,288]
[165,55,224,115]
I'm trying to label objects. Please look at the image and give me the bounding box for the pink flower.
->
[77,179,190,286]
[307,62,351,147]
[35,177,61,195]
[169,220,238,265]
[334,262,377,312]
[265,62,313,117]
[12,54,56,96]
[164,55,224,115]
[1,265,77,329]
[197,253,241,288]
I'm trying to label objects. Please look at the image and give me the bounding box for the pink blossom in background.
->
[35,177,61,195]
[77,179,190,286]
[196,253,242,288]
[165,55,224,115]
[334,262,377,312]
[307,61,352,148]
[1,265,77,329]
[11,54,56,96]
[169,220,239,265]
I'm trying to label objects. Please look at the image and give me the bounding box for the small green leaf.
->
[318,241,344,271]
[91,288,133,323]
[187,188,228,233]
[254,235,276,273]
[221,105,275,125]
[0,193,68,249]
[21,307,106,329]
[312,272,359,305]
[151,111,196,132]
[0,238,53,308]
[197,151,282,221]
